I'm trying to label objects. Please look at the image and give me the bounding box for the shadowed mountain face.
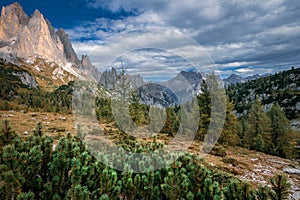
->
[99,68,201,107]
[224,74,245,85]
[137,83,179,107]
[162,71,202,103]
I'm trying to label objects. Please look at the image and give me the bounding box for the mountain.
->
[162,71,202,103]
[245,74,264,81]
[227,67,300,121]
[80,55,101,81]
[138,83,179,107]
[0,2,100,88]
[99,68,144,90]
[224,74,245,85]
[99,68,202,106]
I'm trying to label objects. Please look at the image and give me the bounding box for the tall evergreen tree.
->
[267,103,292,157]
[219,99,240,146]
[244,97,271,150]
[197,80,211,141]
[0,119,18,152]
[269,173,291,200]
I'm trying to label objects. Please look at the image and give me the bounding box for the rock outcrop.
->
[99,67,144,90]
[56,28,80,64]
[12,71,38,88]
[0,2,101,82]
[0,2,28,40]
[81,55,101,81]
[162,70,202,103]
[0,4,67,66]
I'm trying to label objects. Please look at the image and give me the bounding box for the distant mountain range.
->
[223,73,271,86]
[99,68,203,106]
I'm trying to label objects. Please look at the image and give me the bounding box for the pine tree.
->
[67,184,90,200]
[111,65,135,132]
[269,173,291,200]
[199,72,226,144]
[160,107,179,136]
[244,97,271,150]
[160,167,190,199]
[219,99,240,146]
[197,80,211,141]
[33,122,43,137]
[0,145,26,199]
[17,192,35,200]
[253,134,265,152]
[0,119,18,152]
[267,103,292,157]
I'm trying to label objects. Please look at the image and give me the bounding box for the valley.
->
[0,2,299,199]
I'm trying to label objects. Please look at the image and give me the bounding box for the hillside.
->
[0,110,299,199]
[227,67,300,121]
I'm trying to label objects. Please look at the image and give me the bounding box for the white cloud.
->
[235,68,254,73]
[68,0,300,77]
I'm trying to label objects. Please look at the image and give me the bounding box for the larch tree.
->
[267,102,292,157]
[244,97,271,151]
[219,98,240,146]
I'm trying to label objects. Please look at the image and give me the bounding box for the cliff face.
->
[0,3,67,66]
[81,55,101,81]
[0,2,101,82]
[0,2,28,40]
[56,28,80,64]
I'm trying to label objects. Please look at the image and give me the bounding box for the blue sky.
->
[1,0,300,78]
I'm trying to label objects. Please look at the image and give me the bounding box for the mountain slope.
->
[227,67,300,120]
[0,2,100,86]
[224,74,245,85]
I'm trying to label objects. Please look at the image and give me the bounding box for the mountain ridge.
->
[0,2,100,87]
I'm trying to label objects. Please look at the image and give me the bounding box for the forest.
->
[0,62,299,199]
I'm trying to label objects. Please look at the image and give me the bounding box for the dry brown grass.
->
[0,110,75,137]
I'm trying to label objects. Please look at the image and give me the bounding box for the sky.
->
[1,0,300,79]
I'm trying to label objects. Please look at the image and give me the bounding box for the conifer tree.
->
[253,134,265,152]
[244,97,271,150]
[197,80,211,140]
[0,119,18,152]
[33,122,43,137]
[267,103,292,157]
[269,173,291,200]
[17,192,35,200]
[219,99,240,146]
[67,184,90,200]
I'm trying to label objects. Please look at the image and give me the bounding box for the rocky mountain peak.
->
[0,2,29,39]
[56,28,79,64]
[224,74,245,85]
[1,2,28,25]
[0,2,102,83]
[79,55,101,81]
[81,55,92,69]
[31,9,42,19]
[162,70,202,103]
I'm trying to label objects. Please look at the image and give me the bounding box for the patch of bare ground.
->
[0,110,75,138]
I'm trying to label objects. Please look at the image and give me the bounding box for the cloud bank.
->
[69,0,300,78]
